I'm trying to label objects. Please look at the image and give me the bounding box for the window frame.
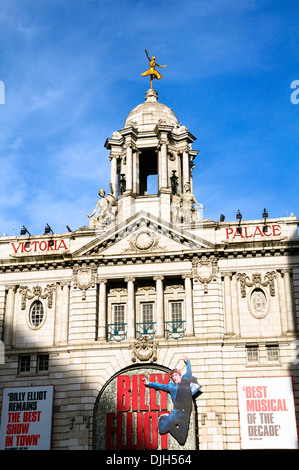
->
[28,300,45,329]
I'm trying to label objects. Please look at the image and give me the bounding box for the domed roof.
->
[124,89,179,131]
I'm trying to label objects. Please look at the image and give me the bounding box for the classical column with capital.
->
[4,285,17,347]
[281,269,296,333]
[154,275,164,338]
[159,139,168,190]
[182,149,190,188]
[126,144,133,193]
[223,272,234,336]
[97,279,107,340]
[109,154,118,197]
[125,277,135,339]
[183,274,194,336]
[60,282,70,344]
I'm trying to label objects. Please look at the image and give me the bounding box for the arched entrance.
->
[93,363,198,450]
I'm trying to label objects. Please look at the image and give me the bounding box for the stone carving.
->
[19,284,55,310]
[171,181,202,224]
[250,288,268,319]
[125,228,164,253]
[73,263,97,300]
[192,256,217,293]
[130,336,158,362]
[237,271,276,298]
[87,188,117,231]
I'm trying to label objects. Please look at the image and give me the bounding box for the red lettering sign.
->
[106,373,170,450]
[225,225,281,240]
[11,239,68,254]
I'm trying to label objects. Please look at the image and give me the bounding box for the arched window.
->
[29,300,44,328]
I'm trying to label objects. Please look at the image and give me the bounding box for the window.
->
[18,355,30,373]
[113,304,125,324]
[267,345,279,362]
[37,354,49,372]
[165,301,184,339]
[246,345,259,363]
[29,300,44,328]
[107,304,126,342]
[142,303,154,323]
[137,303,155,339]
[170,301,182,322]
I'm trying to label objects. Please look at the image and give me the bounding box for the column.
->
[126,145,133,192]
[282,269,295,332]
[110,155,117,197]
[60,283,70,344]
[154,276,164,338]
[125,277,135,339]
[160,140,168,190]
[277,272,288,335]
[183,274,194,336]
[133,150,140,194]
[97,279,107,340]
[182,149,190,187]
[3,285,16,347]
[223,272,234,335]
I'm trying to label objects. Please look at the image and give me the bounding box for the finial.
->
[141,49,167,89]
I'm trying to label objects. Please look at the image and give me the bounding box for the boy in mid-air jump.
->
[142,356,201,445]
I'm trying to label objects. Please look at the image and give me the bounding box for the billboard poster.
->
[0,385,54,450]
[93,360,201,450]
[237,376,298,449]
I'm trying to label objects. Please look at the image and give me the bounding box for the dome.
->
[124,89,179,131]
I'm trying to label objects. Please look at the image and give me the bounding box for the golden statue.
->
[141,50,167,88]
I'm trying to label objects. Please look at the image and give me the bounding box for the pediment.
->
[72,211,214,259]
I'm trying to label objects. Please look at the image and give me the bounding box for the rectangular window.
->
[165,301,184,339]
[108,304,126,342]
[170,301,182,321]
[267,345,279,362]
[37,354,49,372]
[18,355,30,373]
[246,345,259,363]
[113,304,125,324]
[142,303,154,323]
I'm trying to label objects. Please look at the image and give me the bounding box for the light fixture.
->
[263,208,268,233]
[66,225,72,232]
[44,224,54,235]
[220,214,225,222]
[263,208,268,220]
[20,225,31,236]
[236,210,242,234]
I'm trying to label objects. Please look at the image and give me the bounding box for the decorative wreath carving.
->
[124,228,162,253]
[130,336,158,362]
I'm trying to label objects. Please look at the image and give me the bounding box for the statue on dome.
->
[141,50,168,89]
[87,187,117,231]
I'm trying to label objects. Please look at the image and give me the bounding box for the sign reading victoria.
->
[93,363,200,450]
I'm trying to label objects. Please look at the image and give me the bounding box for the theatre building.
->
[0,87,299,451]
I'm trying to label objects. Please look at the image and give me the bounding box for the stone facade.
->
[0,88,298,450]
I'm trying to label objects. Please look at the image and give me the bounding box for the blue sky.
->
[0,0,298,236]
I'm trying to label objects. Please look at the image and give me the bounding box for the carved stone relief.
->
[124,228,164,253]
[192,256,217,293]
[130,336,158,362]
[19,284,56,310]
[237,271,276,298]
[73,263,97,300]
[249,288,269,319]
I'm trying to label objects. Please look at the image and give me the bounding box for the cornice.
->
[0,236,297,274]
